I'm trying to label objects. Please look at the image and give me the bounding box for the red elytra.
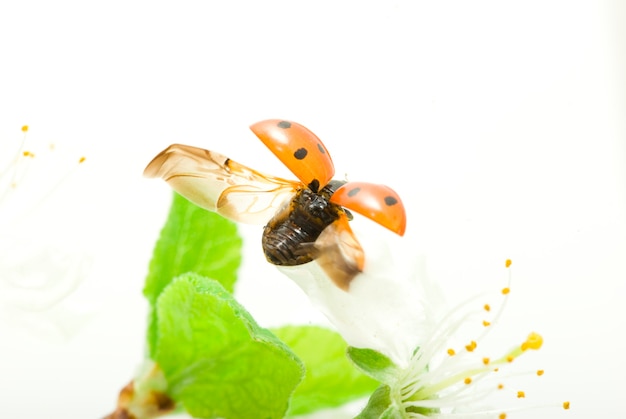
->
[330,182,406,236]
[145,119,407,290]
[250,119,334,192]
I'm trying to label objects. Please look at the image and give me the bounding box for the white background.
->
[1,1,624,418]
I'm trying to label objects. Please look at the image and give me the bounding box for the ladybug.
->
[144,119,406,290]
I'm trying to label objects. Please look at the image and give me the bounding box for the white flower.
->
[278,223,434,369]
[0,125,92,341]
[277,223,570,418]
[394,291,553,418]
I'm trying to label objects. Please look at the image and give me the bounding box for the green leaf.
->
[144,192,242,357]
[144,192,242,304]
[355,385,403,419]
[271,325,378,417]
[347,347,401,385]
[154,273,304,419]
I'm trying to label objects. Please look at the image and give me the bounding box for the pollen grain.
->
[521,332,543,351]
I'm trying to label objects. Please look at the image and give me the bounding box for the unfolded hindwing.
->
[143,144,299,224]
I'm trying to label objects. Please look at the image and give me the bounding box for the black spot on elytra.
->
[294,148,308,160]
[384,196,398,206]
[347,187,361,197]
[308,179,320,193]
[278,121,291,129]
[317,143,325,154]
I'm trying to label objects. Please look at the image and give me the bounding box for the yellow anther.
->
[482,357,490,365]
[23,151,35,158]
[465,341,477,352]
[536,369,544,376]
[21,125,29,132]
[497,383,504,390]
[505,259,512,268]
[506,356,514,363]
[517,391,525,398]
[484,304,491,312]
[563,401,570,410]
[447,348,455,356]
[501,287,510,295]
[483,320,491,327]
[78,156,86,163]
[521,332,543,351]
[464,377,472,385]
[499,414,506,419]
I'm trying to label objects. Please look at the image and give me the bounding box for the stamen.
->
[465,340,477,352]
[473,259,513,345]
[394,259,564,418]
[1,125,87,220]
[521,332,543,351]
[0,126,31,201]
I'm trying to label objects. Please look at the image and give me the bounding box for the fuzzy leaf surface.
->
[144,192,242,356]
[355,385,403,419]
[154,274,304,419]
[272,325,378,416]
[347,347,401,385]
[144,192,242,303]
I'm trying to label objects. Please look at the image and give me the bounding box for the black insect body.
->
[262,180,346,266]
[144,119,406,290]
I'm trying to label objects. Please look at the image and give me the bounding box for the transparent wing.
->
[144,144,299,224]
[313,213,365,291]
